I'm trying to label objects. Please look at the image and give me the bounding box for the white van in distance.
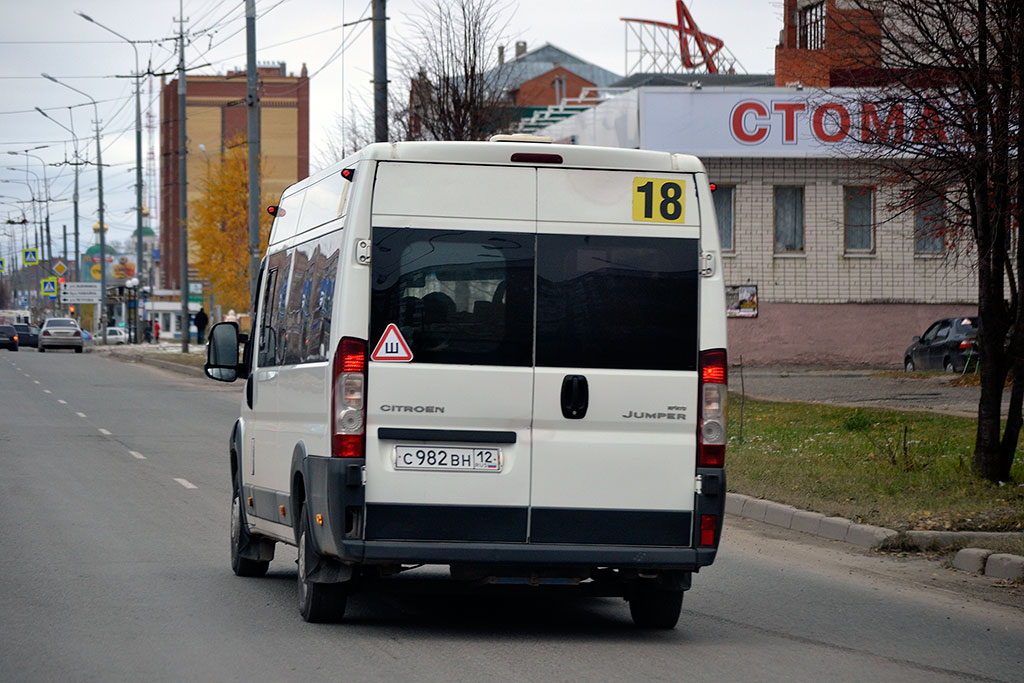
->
[205,137,728,628]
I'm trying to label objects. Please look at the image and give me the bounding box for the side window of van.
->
[257,266,279,368]
[257,250,292,368]
[278,234,343,365]
[371,228,534,366]
[269,190,305,243]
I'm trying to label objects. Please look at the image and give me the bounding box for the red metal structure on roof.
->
[621,0,743,75]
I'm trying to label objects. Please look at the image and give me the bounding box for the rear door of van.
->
[529,168,702,547]
[365,162,537,543]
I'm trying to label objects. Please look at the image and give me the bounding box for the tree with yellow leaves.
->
[190,137,272,313]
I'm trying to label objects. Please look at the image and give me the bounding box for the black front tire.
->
[904,357,915,372]
[944,358,956,373]
[629,584,684,629]
[38,346,45,353]
[297,504,348,623]
[230,478,270,578]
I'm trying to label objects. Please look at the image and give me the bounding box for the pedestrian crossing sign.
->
[41,277,58,297]
[0,257,5,273]
[23,248,38,266]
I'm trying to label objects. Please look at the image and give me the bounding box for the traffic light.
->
[59,277,65,283]
[69,305,76,314]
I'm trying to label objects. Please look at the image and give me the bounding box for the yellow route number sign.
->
[632,177,686,224]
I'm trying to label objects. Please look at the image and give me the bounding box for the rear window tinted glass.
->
[371,228,534,366]
[0,325,14,334]
[45,319,77,328]
[536,235,699,371]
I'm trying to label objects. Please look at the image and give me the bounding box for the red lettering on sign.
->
[912,105,948,144]
[811,102,851,143]
[860,103,905,143]
[772,102,807,143]
[730,101,770,144]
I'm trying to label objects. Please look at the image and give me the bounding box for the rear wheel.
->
[628,583,684,629]
[944,358,956,373]
[74,346,83,354]
[904,357,915,372]
[297,504,348,623]
[38,346,45,353]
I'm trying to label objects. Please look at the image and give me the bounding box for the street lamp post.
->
[8,151,52,271]
[76,11,144,345]
[36,108,81,282]
[42,72,108,346]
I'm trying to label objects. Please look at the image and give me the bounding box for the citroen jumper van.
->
[205,138,728,628]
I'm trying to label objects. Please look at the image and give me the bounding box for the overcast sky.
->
[0,0,780,255]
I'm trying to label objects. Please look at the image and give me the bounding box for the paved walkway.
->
[728,366,1009,417]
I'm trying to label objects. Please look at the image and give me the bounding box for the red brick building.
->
[774,0,882,87]
[159,62,309,289]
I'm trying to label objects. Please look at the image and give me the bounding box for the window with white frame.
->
[774,186,804,253]
[844,186,874,253]
[914,190,945,254]
[713,185,735,251]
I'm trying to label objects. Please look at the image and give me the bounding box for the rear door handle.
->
[560,375,589,420]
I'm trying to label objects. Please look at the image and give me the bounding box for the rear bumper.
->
[39,337,83,349]
[347,539,716,569]
[303,455,720,572]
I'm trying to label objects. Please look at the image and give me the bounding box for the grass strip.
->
[727,394,1024,532]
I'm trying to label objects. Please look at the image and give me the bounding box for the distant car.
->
[0,324,18,351]
[904,316,978,372]
[13,323,39,348]
[38,318,84,353]
[81,329,94,344]
[104,327,129,345]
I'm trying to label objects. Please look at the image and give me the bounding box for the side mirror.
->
[912,336,921,342]
[205,322,243,382]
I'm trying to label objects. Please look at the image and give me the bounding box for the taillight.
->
[73,330,81,337]
[332,337,366,458]
[959,340,973,350]
[698,348,727,467]
[42,330,51,336]
[12,335,18,342]
[699,514,718,546]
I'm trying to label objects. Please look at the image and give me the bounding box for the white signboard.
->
[639,87,944,158]
[60,281,102,304]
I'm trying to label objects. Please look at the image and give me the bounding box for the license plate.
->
[393,445,502,472]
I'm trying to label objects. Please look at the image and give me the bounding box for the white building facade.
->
[540,86,977,366]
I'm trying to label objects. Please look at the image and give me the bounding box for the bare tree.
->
[395,0,517,141]
[830,0,1023,481]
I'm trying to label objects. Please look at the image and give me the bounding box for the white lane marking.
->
[174,478,197,490]
[43,389,52,394]
[33,380,40,385]
[58,400,67,404]
[98,428,112,436]
[129,450,146,460]
[76,412,87,418]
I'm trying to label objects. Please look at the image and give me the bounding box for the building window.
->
[713,185,735,251]
[798,1,826,50]
[844,186,874,253]
[774,186,805,253]
[914,190,945,254]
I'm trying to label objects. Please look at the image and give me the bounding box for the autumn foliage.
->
[190,138,272,313]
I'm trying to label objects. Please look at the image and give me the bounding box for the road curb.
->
[726,492,1023,582]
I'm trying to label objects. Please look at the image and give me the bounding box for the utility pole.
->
[178,5,189,353]
[373,0,388,142]
[245,0,261,304]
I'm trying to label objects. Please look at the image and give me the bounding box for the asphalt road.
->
[2,351,1022,682]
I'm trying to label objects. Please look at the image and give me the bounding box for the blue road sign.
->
[23,248,38,266]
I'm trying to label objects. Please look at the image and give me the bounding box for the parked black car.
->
[13,323,39,348]
[904,317,978,372]
[0,324,19,351]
